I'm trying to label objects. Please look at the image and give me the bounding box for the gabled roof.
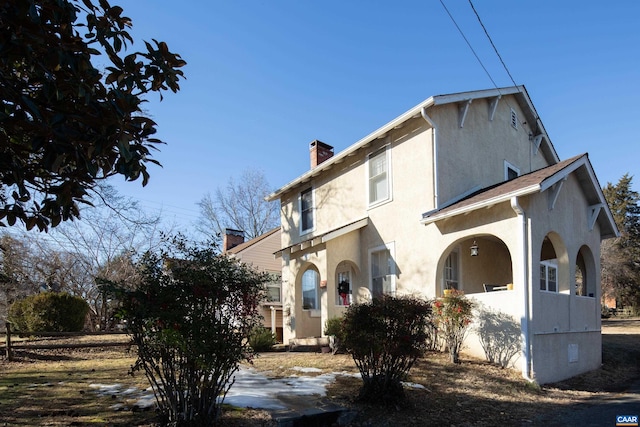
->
[421,154,619,239]
[226,227,280,255]
[266,85,558,201]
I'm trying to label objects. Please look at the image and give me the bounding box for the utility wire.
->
[439,0,499,90]
[467,0,545,138]
[468,0,518,87]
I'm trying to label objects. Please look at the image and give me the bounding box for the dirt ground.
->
[238,317,640,426]
[0,318,638,426]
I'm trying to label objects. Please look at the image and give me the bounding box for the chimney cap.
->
[309,140,333,151]
[224,228,244,237]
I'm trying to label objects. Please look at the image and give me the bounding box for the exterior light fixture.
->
[470,240,479,257]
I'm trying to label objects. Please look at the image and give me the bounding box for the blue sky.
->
[110,0,640,231]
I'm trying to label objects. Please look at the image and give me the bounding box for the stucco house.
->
[266,86,618,384]
[223,228,284,342]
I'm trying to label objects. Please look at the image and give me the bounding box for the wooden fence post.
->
[5,322,12,361]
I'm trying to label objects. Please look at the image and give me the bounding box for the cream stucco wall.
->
[524,173,603,383]
[433,97,550,206]
[276,93,604,384]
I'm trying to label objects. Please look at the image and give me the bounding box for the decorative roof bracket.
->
[588,203,604,231]
[547,177,566,210]
[458,99,473,128]
[532,134,544,156]
[488,95,501,121]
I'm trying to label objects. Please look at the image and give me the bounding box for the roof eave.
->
[266,85,547,202]
[266,97,437,201]
[420,185,541,225]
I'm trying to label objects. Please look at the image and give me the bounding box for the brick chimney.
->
[309,140,334,168]
[223,228,244,252]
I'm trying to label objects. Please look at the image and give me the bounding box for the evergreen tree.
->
[602,174,640,311]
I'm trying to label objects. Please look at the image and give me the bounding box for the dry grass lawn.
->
[0,318,638,426]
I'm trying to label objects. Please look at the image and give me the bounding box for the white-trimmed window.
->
[266,275,282,303]
[369,243,395,297]
[504,160,520,181]
[368,146,391,207]
[540,260,558,292]
[302,269,319,310]
[444,250,459,291]
[299,187,314,234]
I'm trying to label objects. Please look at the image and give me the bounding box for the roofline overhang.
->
[420,184,540,225]
[274,217,369,258]
[266,85,553,201]
[420,154,619,239]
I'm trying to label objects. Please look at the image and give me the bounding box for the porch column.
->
[511,196,533,381]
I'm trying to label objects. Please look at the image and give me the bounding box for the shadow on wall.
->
[474,303,521,368]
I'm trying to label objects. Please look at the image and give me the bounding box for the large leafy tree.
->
[602,174,640,310]
[0,0,186,231]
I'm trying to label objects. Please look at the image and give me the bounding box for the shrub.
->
[112,236,270,426]
[249,326,276,352]
[8,292,89,333]
[433,289,474,363]
[324,316,346,354]
[341,295,433,405]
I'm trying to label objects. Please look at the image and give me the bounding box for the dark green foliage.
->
[323,316,344,338]
[111,236,269,426]
[602,174,640,310]
[324,316,346,354]
[0,0,185,231]
[8,292,89,332]
[341,295,433,405]
[248,326,276,352]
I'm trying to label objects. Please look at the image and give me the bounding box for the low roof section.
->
[421,153,618,239]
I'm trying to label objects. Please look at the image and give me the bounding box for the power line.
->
[468,0,518,87]
[439,0,499,89]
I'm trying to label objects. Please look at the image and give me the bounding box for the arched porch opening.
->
[539,232,570,294]
[575,245,596,298]
[437,235,513,296]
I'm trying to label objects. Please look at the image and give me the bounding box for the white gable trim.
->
[266,86,550,202]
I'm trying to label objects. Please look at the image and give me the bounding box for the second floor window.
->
[504,160,520,181]
[300,187,314,234]
[368,147,390,206]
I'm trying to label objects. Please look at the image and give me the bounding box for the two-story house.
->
[266,86,617,384]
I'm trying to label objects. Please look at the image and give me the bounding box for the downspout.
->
[511,196,533,381]
[421,107,439,209]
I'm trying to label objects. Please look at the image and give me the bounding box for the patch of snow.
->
[223,367,337,409]
[91,366,425,413]
[291,366,323,373]
[402,381,426,389]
